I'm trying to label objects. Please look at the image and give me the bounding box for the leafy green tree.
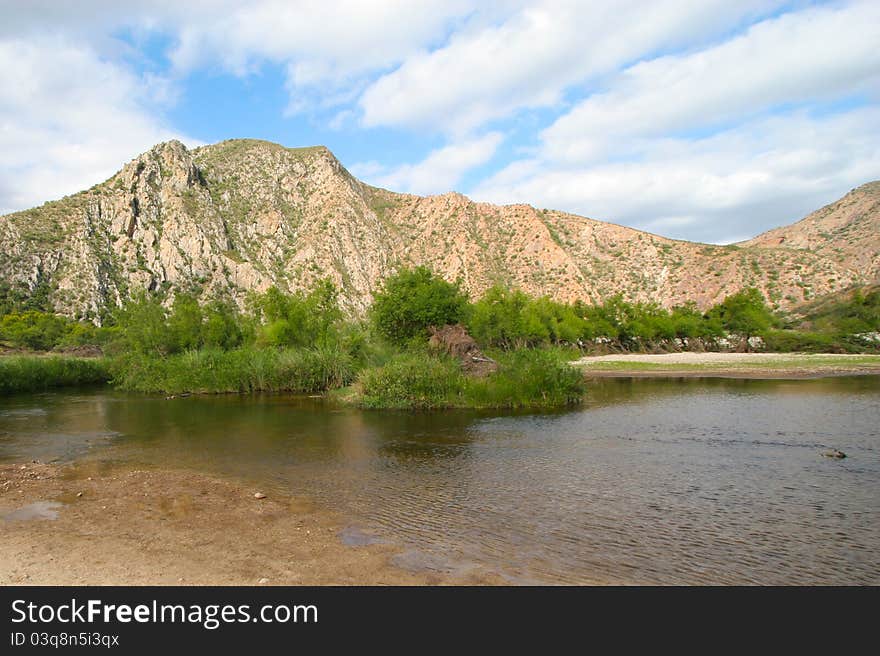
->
[112,292,169,356]
[670,302,722,339]
[371,267,469,344]
[202,301,246,349]
[253,280,344,348]
[0,311,68,350]
[708,288,776,347]
[468,286,531,348]
[167,294,203,352]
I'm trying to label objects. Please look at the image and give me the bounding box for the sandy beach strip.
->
[572,352,880,378]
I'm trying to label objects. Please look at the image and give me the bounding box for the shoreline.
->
[0,461,505,586]
[573,352,880,379]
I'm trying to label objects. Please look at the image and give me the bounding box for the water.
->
[1,377,878,584]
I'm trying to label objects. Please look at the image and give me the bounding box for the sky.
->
[1,1,878,244]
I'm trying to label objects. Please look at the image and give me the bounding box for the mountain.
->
[1,138,877,319]
[741,181,880,280]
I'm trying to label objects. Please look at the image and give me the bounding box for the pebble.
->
[76,492,83,498]
[254,492,267,499]
[258,578,270,584]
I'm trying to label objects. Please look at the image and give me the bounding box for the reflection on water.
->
[1,376,878,584]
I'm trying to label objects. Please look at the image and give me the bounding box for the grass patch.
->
[357,349,586,409]
[0,356,111,395]
[110,346,354,394]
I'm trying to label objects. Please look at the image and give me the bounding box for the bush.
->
[358,353,464,409]
[356,349,585,409]
[708,288,776,342]
[761,329,869,353]
[110,346,354,394]
[252,281,342,348]
[0,356,110,394]
[370,267,469,344]
[0,311,69,350]
[466,349,586,408]
[469,286,586,349]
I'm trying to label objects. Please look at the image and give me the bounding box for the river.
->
[1,376,878,584]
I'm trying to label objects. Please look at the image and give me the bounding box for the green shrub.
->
[356,349,585,409]
[708,288,777,341]
[370,267,469,344]
[110,346,354,394]
[466,349,586,408]
[358,353,464,409]
[252,280,342,348]
[761,330,870,354]
[0,356,110,394]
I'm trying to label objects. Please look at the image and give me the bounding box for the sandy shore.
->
[0,462,504,586]
[573,352,880,378]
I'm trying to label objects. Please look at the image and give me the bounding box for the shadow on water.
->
[1,376,878,584]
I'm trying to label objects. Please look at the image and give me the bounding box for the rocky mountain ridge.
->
[1,138,877,319]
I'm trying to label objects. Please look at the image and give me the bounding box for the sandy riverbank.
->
[0,462,504,586]
[572,352,880,378]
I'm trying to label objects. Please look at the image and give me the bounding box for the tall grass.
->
[358,353,465,409]
[110,346,355,394]
[465,349,586,408]
[0,356,111,394]
[357,349,586,409]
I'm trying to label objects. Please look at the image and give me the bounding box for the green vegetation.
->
[110,346,353,394]
[707,288,777,342]
[1,267,878,402]
[793,286,880,335]
[0,356,110,394]
[358,349,585,409]
[370,266,469,344]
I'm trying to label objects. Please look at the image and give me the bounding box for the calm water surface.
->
[1,377,878,584]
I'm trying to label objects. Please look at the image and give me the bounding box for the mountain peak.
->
[0,138,877,319]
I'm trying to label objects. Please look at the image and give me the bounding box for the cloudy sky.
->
[1,0,878,243]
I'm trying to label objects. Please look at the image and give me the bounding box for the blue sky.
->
[0,0,878,243]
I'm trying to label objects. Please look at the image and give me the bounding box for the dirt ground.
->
[0,462,504,586]
[573,352,880,378]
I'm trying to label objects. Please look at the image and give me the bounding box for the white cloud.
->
[1,0,879,246]
[541,1,880,163]
[355,132,503,194]
[472,108,880,243]
[359,0,778,134]
[166,0,474,108]
[0,37,193,214]
[0,1,476,115]
[466,2,880,243]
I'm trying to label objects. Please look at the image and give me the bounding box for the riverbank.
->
[0,461,504,585]
[573,352,880,378]
[0,355,110,394]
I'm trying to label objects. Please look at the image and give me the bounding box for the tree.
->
[253,281,343,348]
[202,300,245,349]
[708,288,775,349]
[112,292,169,356]
[167,293,203,352]
[371,267,469,344]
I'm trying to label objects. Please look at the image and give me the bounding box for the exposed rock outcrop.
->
[0,138,877,320]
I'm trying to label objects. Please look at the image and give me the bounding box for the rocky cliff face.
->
[1,139,877,319]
